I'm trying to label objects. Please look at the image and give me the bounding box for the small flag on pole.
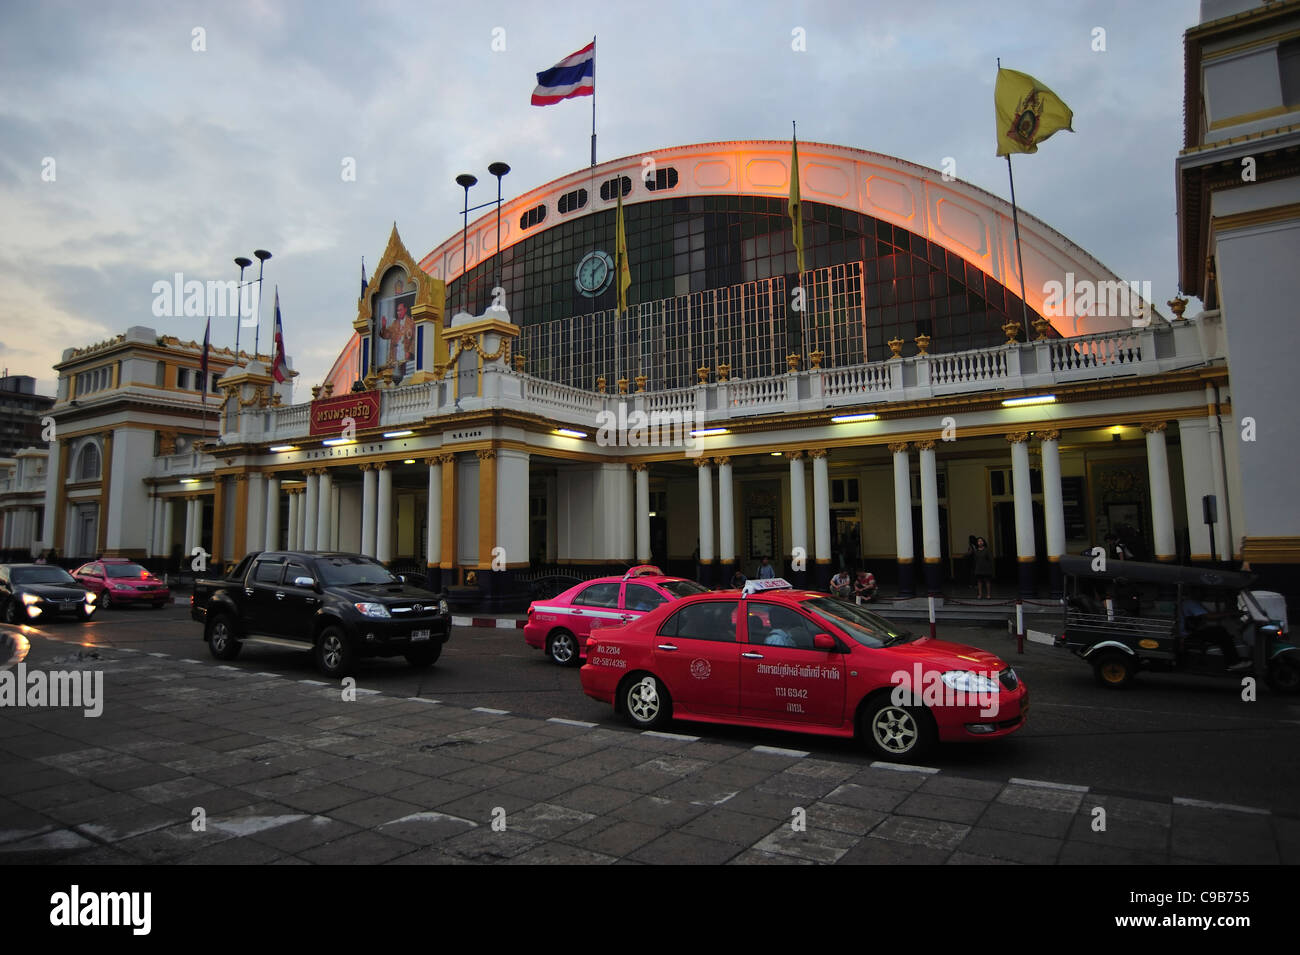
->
[995,68,1074,156]
[531,41,595,106]
[199,316,210,404]
[616,188,631,315]
[360,258,368,299]
[270,288,289,384]
[788,132,805,275]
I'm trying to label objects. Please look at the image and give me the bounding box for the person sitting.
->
[731,569,747,590]
[853,570,877,604]
[1181,599,1250,671]
[829,570,852,598]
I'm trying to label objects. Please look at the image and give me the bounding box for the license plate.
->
[61,601,76,610]
[411,630,430,642]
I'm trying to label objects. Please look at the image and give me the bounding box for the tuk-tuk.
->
[1055,555,1298,693]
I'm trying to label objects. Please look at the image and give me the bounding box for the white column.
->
[150,495,163,557]
[246,473,266,558]
[264,476,280,550]
[163,498,175,560]
[717,457,735,567]
[634,464,651,563]
[1205,385,1232,559]
[376,463,393,564]
[1144,422,1176,561]
[891,443,914,563]
[303,471,318,551]
[426,458,441,568]
[811,450,831,566]
[1040,431,1065,561]
[2,509,11,549]
[917,441,940,571]
[329,482,340,551]
[286,490,299,551]
[696,457,714,565]
[788,451,807,565]
[361,465,377,557]
[183,497,197,557]
[1009,434,1035,560]
[315,470,333,551]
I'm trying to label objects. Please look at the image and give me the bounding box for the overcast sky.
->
[0,0,1201,396]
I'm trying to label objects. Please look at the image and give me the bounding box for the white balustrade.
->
[727,377,787,410]
[822,363,895,398]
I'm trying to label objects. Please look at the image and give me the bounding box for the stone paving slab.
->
[0,645,1291,865]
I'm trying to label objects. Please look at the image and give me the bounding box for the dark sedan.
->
[1,564,97,624]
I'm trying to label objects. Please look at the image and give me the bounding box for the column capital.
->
[714,455,732,467]
[475,448,496,462]
[1141,421,1168,434]
[784,450,804,461]
[436,452,456,466]
[373,461,388,471]
[693,456,712,468]
[232,472,248,482]
[357,462,373,472]
[629,462,649,473]
[807,449,828,460]
[887,441,911,454]
[1039,429,1061,442]
[1004,432,1031,444]
[913,440,936,452]
[422,457,440,467]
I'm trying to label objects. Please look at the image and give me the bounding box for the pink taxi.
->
[524,565,708,667]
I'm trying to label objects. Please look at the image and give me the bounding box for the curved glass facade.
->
[447,194,1038,358]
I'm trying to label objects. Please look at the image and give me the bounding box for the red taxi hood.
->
[878,637,1008,673]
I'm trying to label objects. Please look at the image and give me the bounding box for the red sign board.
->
[309,391,380,437]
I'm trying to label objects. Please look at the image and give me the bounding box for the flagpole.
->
[590,35,597,168]
[996,58,1032,342]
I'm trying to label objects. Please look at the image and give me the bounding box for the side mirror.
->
[293,576,316,589]
[814,633,837,651]
[397,574,407,584]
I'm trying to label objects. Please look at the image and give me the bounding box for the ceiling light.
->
[554,428,586,439]
[1001,395,1057,407]
[830,413,879,424]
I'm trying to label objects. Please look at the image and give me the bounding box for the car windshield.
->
[316,557,399,586]
[660,580,709,599]
[12,567,78,586]
[105,564,149,578]
[803,597,916,648]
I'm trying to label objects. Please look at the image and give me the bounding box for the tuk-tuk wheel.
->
[1092,652,1136,688]
[1265,658,1300,695]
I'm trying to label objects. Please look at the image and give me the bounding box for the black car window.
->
[574,582,620,609]
[659,600,740,642]
[105,563,147,578]
[624,583,667,613]
[12,567,78,586]
[315,557,396,586]
[659,579,709,599]
[802,597,914,648]
[753,603,818,649]
[252,560,284,584]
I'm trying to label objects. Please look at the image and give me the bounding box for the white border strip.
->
[642,730,700,741]
[1173,796,1271,815]
[472,707,509,715]
[870,761,940,774]
[547,717,598,728]
[752,745,809,757]
[1009,777,1089,793]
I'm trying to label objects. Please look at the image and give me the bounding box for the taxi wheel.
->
[1091,652,1135,688]
[405,645,442,669]
[206,614,242,661]
[3,599,21,625]
[316,625,355,679]
[100,591,112,610]
[621,673,671,729]
[1265,658,1300,694]
[859,696,934,762]
[548,629,581,667]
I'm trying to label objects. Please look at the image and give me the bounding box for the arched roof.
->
[418,139,1150,337]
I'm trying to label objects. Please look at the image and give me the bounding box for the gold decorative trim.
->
[1241,536,1300,563]
[1140,421,1167,434]
[1206,102,1295,131]
[887,441,911,454]
[1039,429,1061,442]
[914,440,936,452]
[807,448,828,459]
[475,449,497,462]
[1211,202,1300,232]
[1004,432,1030,444]
[714,456,732,467]
[784,450,804,461]
[693,457,712,468]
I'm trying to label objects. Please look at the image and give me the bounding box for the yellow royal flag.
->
[995,68,1074,156]
[615,187,631,314]
[788,135,805,274]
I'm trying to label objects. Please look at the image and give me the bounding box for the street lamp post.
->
[488,162,510,297]
[455,173,478,314]
[252,249,272,357]
[233,257,252,358]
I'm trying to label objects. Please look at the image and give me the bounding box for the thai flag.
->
[531,41,594,106]
[271,288,289,384]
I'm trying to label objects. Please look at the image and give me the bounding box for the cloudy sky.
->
[0,0,1200,396]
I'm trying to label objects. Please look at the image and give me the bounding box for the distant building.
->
[0,374,54,457]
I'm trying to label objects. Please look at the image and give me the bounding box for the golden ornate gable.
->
[354,223,444,332]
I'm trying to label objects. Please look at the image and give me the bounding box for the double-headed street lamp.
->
[231,249,272,363]
[454,162,511,315]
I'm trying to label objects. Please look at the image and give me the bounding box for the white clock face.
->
[575,250,613,297]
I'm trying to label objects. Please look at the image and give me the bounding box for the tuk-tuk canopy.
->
[1059,554,1257,591]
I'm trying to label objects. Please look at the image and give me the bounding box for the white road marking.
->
[299,679,329,686]
[147,652,169,658]
[406,697,441,704]
[1173,797,1271,815]
[547,717,597,728]
[472,707,509,715]
[752,745,809,757]
[870,761,940,774]
[1009,777,1089,793]
[642,730,700,741]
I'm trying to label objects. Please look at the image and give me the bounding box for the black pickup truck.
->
[191,551,451,678]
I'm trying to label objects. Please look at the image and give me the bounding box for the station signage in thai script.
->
[309,391,380,436]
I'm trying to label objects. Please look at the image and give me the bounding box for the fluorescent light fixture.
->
[648,511,657,517]
[830,413,879,424]
[269,445,298,452]
[554,428,586,439]
[180,478,199,484]
[402,459,416,464]
[689,427,728,437]
[1001,394,1057,407]
[383,430,415,438]
[770,451,783,456]
[322,437,354,446]
[1111,426,1123,435]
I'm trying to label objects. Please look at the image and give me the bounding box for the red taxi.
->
[525,565,708,667]
[579,579,1028,761]
[72,559,172,610]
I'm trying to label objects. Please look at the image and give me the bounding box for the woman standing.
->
[972,537,994,599]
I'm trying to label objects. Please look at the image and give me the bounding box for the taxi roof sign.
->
[742,578,793,597]
[624,564,663,579]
